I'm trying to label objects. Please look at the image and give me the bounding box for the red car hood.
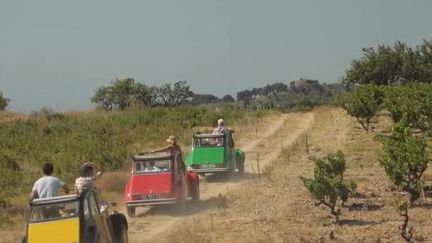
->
[126,172,172,198]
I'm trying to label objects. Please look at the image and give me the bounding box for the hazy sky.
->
[1,0,432,112]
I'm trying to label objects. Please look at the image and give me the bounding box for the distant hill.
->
[237,78,349,111]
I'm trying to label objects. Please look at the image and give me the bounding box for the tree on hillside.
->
[221,94,235,103]
[380,122,428,204]
[343,40,432,85]
[300,151,356,224]
[135,83,156,107]
[237,89,254,105]
[91,79,193,110]
[190,94,219,105]
[155,80,193,107]
[91,78,142,110]
[0,92,10,111]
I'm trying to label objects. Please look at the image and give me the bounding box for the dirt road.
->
[128,112,315,242]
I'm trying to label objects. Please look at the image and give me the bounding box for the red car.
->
[124,153,199,217]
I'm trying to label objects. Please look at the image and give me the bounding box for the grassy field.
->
[3,106,432,242]
[160,107,432,242]
[0,105,271,239]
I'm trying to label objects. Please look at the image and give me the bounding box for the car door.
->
[174,155,187,201]
[82,195,100,243]
[225,133,235,170]
[89,193,112,243]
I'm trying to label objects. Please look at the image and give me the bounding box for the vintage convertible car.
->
[186,130,245,175]
[124,153,200,217]
[24,189,128,243]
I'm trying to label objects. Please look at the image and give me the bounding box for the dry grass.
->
[0,109,274,242]
[0,111,26,124]
[159,107,432,243]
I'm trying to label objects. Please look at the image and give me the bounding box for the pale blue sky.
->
[1,0,432,112]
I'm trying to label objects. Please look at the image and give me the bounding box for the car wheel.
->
[119,224,128,243]
[110,214,128,243]
[176,184,187,212]
[238,160,245,174]
[191,182,200,201]
[127,206,135,218]
[176,197,186,212]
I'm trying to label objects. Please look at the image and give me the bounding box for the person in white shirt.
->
[30,162,69,200]
[213,118,228,135]
[213,118,227,146]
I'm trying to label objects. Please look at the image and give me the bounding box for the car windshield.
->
[194,137,224,147]
[30,201,78,222]
[134,159,171,173]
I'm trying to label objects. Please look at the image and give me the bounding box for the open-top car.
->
[124,153,200,217]
[185,130,245,175]
[24,189,128,243]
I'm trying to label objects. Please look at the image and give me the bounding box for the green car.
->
[186,130,245,175]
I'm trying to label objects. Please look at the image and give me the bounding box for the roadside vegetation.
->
[301,151,356,225]
[340,39,432,242]
[160,39,432,242]
[2,38,432,242]
[161,107,432,242]
[0,105,267,231]
[0,92,9,111]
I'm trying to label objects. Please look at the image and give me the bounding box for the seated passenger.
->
[144,161,161,172]
[135,162,143,172]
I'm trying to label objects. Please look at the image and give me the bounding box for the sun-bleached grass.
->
[160,106,432,242]
[0,105,272,237]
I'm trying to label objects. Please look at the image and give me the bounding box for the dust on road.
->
[128,112,315,243]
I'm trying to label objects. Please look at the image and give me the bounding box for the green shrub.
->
[380,122,428,203]
[0,105,260,200]
[341,84,383,132]
[300,151,356,224]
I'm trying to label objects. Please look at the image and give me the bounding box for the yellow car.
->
[24,189,128,243]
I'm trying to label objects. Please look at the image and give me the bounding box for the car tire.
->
[127,206,135,218]
[110,214,128,243]
[119,224,128,243]
[237,160,245,174]
[191,182,200,201]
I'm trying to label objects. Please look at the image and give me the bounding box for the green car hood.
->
[186,147,224,166]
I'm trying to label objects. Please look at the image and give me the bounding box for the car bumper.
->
[188,167,229,173]
[126,198,177,206]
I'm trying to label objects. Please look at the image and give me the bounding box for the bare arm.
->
[152,145,171,153]
[30,190,38,200]
[91,163,102,172]
[62,184,70,194]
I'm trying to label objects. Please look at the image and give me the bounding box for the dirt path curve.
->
[128,112,315,242]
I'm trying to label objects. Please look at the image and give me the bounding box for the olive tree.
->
[300,151,356,224]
